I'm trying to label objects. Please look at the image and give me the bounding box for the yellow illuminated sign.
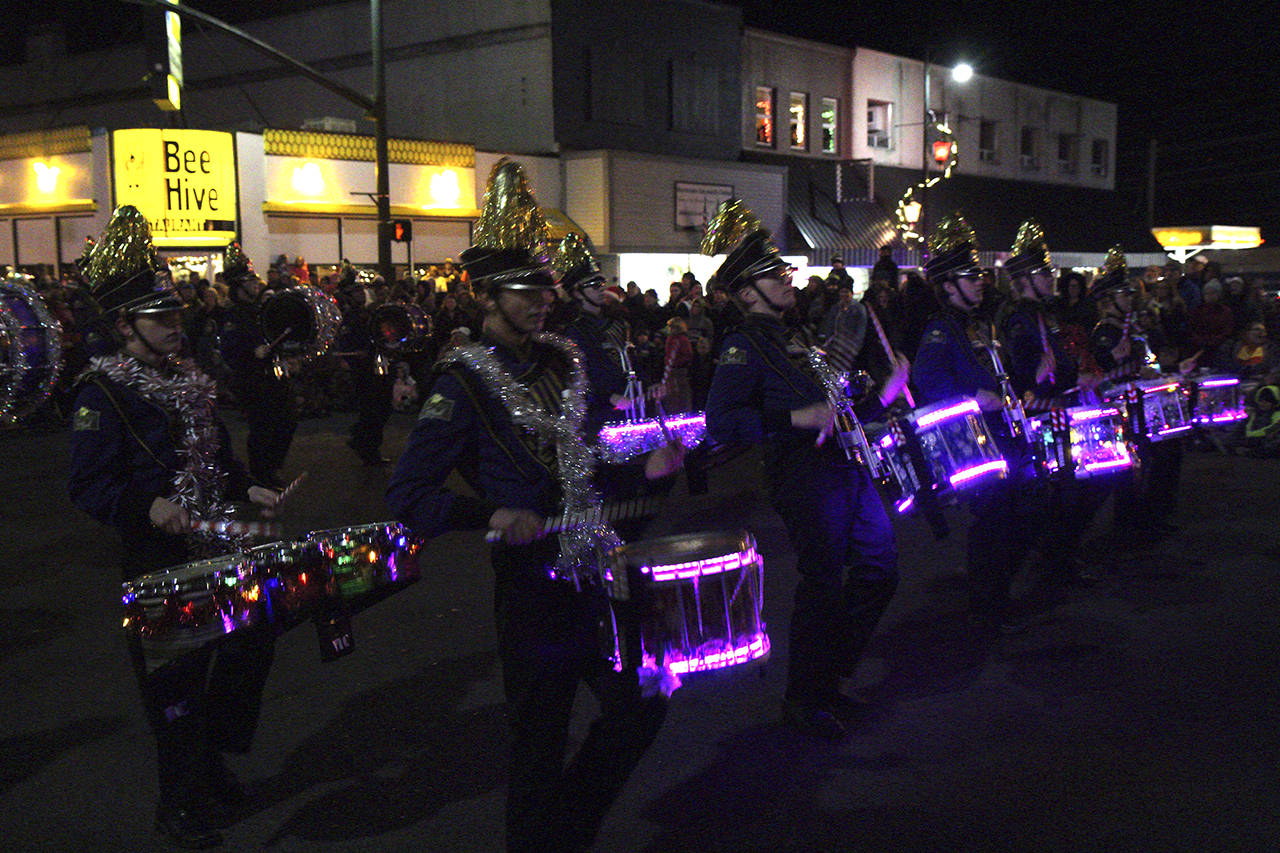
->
[113,129,238,248]
[1209,225,1262,247]
[1152,226,1263,250]
[1152,228,1204,247]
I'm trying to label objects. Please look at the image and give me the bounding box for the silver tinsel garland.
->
[87,354,245,554]
[439,333,622,577]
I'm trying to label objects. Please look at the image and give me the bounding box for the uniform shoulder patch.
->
[719,345,748,366]
[418,392,455,422]
[73,406,100,431]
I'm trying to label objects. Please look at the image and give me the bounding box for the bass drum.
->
[372,302,431,353]
[259,286,342,361]
[0,276,63,424]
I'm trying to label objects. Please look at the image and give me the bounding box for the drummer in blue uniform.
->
[385,159,682,853]
[66,207,281,849]
[912,213,1041,634]
[1088,246,1191,539]
[551,232,631,437]
[703,200,910,740]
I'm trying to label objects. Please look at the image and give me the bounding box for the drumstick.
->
[653,398,677,445]
[191,518,283,539]
[266,326,294,350]
[1037,312,1056,385]
[275,471,308,506]
[865,302,915,407]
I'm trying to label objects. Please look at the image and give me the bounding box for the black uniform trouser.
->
[492,543,667,853]
[770,456,899,706]
[1040,470,1124,576]
[128,627,275,810]
[232,371,296,479]
[1113,438,1183,529]
[348,355,393,456]
[964,454,1046,622]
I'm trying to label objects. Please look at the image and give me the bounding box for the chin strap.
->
[747,280,790,315]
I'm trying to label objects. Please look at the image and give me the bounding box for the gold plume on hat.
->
[83,205,157,285]
[472,158,549,258]
[700,199,764,256]
[551,232,594,277]
[1011,219,1049,258]
[1100,244,1127,278]
[927,211,978,257]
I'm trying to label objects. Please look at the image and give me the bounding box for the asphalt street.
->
[1,409,1277,852]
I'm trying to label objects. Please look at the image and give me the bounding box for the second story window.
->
[978,120,997,163]
[867,99,893,149]
[1020,126,1040,170]
[790,92,808,150]
[755,86,775,146]
[1090,138,1109,176]
[1057,133,1079,174]
[821,97,838,154]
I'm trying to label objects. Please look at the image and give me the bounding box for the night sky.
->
[15,1,1277,239]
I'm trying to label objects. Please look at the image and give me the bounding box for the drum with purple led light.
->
[870,396,1008,514]
[605,530,769,678]
[1027,405,1133,480]
[1103,378,1194,442]
[1187,374,1248,426]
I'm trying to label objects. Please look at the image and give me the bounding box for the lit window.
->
[867,100,893,149]
[789,92,807,150]
[755,87,774,146]
[820,97,838,154]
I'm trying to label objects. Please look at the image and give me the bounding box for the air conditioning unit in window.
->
[1020,154,1039,170]
[868,130,891,149]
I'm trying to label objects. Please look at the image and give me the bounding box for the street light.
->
[916,55,973,245]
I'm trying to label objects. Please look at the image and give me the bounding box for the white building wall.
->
[564,155,609,249]
[850,48,1116,191]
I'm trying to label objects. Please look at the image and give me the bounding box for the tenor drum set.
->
[1,274,63,425]
[122,522,422,670]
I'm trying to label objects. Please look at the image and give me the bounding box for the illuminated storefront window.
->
[789,92,807,150]
[820,97,838,154]
[755,86,775,146]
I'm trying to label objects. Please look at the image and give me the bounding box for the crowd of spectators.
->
[10,249,1280,454]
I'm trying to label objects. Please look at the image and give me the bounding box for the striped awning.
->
[787,190,900,265]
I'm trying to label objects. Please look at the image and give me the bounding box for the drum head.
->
[260,290,317,354]
[126,553,252,600]
[612,530,754,569]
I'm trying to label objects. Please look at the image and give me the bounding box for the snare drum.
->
[606,531,769,677]
[871,397,1008,514]
[1189,374,1247,425]
[122,553,264,669]
[596,412,708,463]
[306,522,421,605]
[260,286,342,361]
[1027,406,1133,479]
[249,538,334,627]
[1103,378,1193,442]
[0,277,62,424]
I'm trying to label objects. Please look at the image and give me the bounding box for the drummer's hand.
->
[253,344,271,359]
[878,353,911,406]
[1035,351,1057,384]
[1179,351,1202,375]
[610,393,633,411]
[792,401,836,445]
[644,440,686,479]
[976,389,1005,412]
[248,486,282,518]
[488,508,545,545]
[149,497,191,535]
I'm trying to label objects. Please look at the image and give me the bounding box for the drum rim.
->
[125,553,253,595]
[610,529,756,565]
[306,521,405,540]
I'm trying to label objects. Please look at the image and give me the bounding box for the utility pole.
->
[123,0,391,282]
[1146,138,1158,233]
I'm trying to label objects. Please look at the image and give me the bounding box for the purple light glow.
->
[1069,407,1120,422]
[915,399,981,429]
[665,632,771,675]
[879,433,895,448]
[949,460,1007,487]
[597,413,708,462]
[896,496,915,514]
[1199,378,1239,388]
[1198,411,1247,424]
[1082,453,1133,473]
[1145,382,1181,394]
[1156,424,1194,436]
[643,548,759,583]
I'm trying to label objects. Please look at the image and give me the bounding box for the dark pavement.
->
[1,409,1278,852]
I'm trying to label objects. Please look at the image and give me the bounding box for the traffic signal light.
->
[932,140,953,165]
[391,219,413,243]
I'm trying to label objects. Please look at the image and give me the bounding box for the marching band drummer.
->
[66,207,281,849]
[1088,247,1192,539]
[385,160,682,853]
[912,213,1042,636]
[703,200,910,741]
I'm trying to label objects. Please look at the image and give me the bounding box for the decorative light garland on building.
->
[895,118,959,246]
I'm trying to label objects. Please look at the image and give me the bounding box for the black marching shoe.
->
[155,805,222,849]
[782,697,847,740]
[347,439,391,466]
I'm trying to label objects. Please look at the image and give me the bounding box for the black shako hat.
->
[83,205,182,316]
[551,233,605,291]
[924,212,983,286]
[701,199,790,292]
[1089,245,1131,300]
[460,158,556,293]
[1005,219,1054,278]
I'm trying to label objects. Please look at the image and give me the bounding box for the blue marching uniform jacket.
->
[912,306,1002,406]
[999,303,1078,405]
[561,311,628,438]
